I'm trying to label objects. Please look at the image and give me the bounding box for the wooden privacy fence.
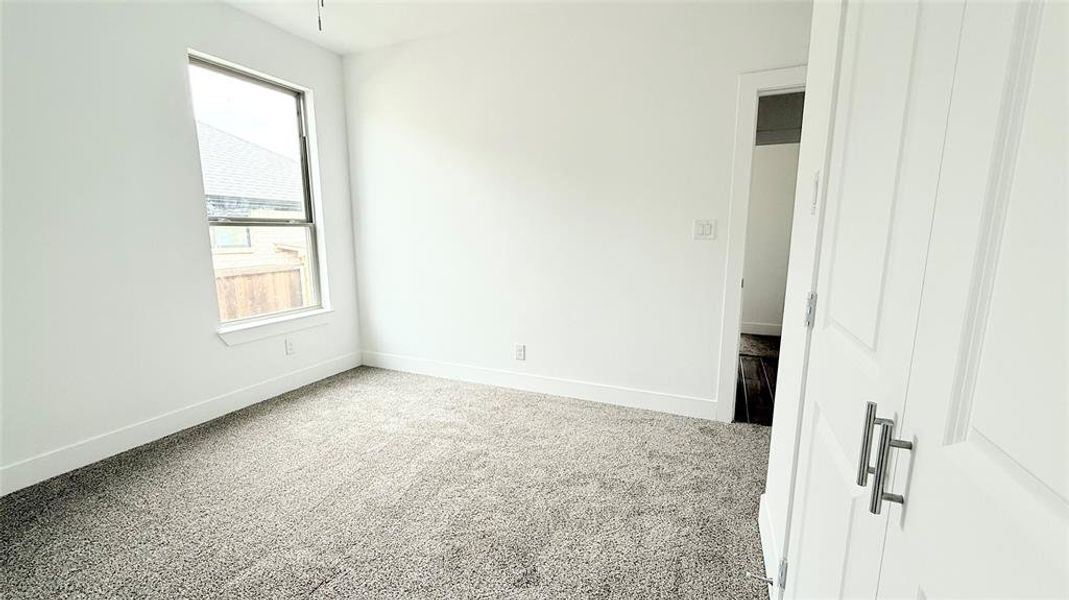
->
[215,266,304,322]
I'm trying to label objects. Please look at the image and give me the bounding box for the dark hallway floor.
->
[734,334,781,426]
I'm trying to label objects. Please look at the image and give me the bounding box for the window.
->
[210,226,251,249]
[188,56,322,324]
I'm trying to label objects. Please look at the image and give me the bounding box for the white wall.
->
[742,143,800,336]
[0,1,360,494]
[346,3,812,417]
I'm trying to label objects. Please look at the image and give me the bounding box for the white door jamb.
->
[714,65,807,424]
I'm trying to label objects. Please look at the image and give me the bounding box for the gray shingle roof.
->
[196,122,303,210]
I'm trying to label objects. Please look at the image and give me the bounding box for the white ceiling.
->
[228,1,554,55]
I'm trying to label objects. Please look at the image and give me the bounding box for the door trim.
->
[715,65,807,424]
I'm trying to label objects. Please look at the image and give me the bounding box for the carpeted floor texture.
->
[1,367,771,599]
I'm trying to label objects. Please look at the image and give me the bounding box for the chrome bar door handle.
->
[856,401,879,486]
[868,418,913,514]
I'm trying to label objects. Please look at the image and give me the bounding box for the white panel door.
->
[784,1,965,597]
[876,1,1068,597]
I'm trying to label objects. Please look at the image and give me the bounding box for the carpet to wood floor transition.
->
[1,367,771,599]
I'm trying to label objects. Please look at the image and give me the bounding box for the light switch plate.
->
[693,219,716,240]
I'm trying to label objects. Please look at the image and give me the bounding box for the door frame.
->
[715,65,807,424]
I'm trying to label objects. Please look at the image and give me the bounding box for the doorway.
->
[734,92,804,426]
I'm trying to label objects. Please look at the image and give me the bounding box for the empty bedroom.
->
[1,0,1065,599]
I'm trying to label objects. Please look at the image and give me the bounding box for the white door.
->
[876,1,1068,597]
[784,0,967,597]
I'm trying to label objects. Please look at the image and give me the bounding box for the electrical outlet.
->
[284,338,296,356]
[514,344,526,361]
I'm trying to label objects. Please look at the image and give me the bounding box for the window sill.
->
[217,308,332,347]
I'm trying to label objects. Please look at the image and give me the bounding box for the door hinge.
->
[804,291,818,328]
[777,558,788,589]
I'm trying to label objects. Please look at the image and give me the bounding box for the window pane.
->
[210,226,319,322]
[188,63,307,221]
[210,226,250,248]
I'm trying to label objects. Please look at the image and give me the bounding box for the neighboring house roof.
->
[196,122,303,213]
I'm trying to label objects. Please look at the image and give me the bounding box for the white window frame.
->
[188,51,332,345]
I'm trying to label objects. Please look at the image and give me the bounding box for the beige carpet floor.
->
[1,367,771,599]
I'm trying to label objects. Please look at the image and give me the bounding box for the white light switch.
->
[693,219,716,240]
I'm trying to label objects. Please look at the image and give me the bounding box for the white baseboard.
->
[758,493,780,600]
[362,351,720,421]
[742,322,783,336]
[0,352,362,497]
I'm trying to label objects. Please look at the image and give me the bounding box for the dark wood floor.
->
[734,334,781,426]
